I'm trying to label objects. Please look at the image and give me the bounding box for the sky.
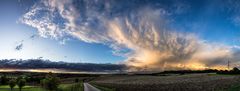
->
[1,0,240,71]
[0,0,124,63]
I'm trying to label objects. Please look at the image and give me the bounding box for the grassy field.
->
[0,83,84,91]
[0,85,44,91]
[59,82,84,91]
[92,74,240,91]
[91,83,115,91]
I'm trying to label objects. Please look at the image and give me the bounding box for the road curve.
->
[84,83,101,91]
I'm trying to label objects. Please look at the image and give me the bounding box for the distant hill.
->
[0,59,126,72]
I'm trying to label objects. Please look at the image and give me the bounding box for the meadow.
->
[0,83,84,91]
[0,85,43,91]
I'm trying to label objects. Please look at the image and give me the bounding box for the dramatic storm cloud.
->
[20,0,240,71]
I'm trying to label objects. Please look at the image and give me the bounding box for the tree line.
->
[1,75,26,91]
[0,72,62,91]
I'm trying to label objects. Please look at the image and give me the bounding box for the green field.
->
[0,83,83,91]
[59,82,84,91]
[92,83,115,91]
[0,85,44,91]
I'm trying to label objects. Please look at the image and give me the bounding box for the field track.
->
[84,83,101,91]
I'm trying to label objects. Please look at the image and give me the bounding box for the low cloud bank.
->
[0,59,126,72]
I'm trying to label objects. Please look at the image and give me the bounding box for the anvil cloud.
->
[20,0,240,71]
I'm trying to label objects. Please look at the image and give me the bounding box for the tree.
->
[48,77,60,91]
[40,79,47,88]
[233,67,239,72]
[75,78,79,83]
[9,79,16,91]
[41,73,60,91]
[0,75,8,85]
[17,79,26,91]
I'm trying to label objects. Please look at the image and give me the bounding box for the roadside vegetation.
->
[91,83,115,91]
[59,82,83,91]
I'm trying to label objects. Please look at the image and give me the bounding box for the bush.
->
[41,73,60,91]
[75,78,79,83]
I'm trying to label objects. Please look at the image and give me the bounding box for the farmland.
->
[92,74,240,91]
[0,72,240,91]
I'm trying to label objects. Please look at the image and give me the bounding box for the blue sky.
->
[0,0,124,63]
[1,0,240,70]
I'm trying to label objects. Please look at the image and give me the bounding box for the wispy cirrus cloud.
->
[20,0,240,71]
